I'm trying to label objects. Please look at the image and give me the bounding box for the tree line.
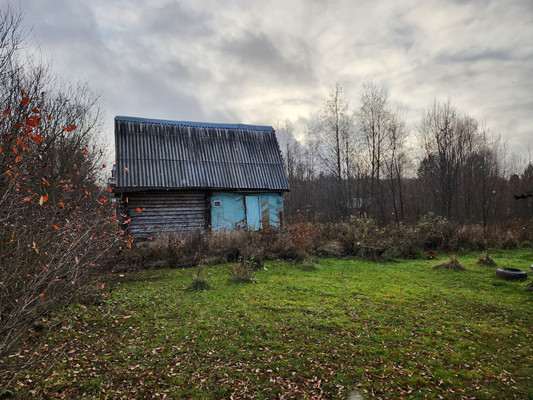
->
[276,83,533,225]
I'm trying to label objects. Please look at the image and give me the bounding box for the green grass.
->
[6,250,533,399]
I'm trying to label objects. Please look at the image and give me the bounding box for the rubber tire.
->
[496,268,528,281]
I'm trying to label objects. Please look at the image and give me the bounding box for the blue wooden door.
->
[211,192,246,232]
[211,192,283,231]
[245,195,261,230]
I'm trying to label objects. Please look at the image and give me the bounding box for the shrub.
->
[393,241,420,259]
[0,22,120,383]
[520,240,532,249]
[284,211,321,259]
[338,216,381,255]
[315,240,344,258]
[123,216,533,275]
[500,231,520,250]
[450,224,486,251]
[415,213,456,250]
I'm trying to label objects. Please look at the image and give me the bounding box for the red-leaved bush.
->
[0,8,122,379]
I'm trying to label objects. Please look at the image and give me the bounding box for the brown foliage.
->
[130,214,533,275]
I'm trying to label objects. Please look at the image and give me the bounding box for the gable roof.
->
[114,116,290,191]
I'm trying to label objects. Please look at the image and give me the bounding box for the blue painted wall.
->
[210,192,283,232]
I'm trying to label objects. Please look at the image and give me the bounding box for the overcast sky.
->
[14,0,533,164]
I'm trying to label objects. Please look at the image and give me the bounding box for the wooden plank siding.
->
[121,191,208,237]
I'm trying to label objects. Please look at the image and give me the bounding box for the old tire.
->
[495,268,527,281]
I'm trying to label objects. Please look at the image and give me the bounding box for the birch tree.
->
[309,83,355,216]
[355,82,392,220]
[417,99,461,219]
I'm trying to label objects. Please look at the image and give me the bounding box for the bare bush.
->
[130,215,533,274]
[0,7,120,384]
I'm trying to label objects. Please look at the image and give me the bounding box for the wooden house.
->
[111,116,290,237]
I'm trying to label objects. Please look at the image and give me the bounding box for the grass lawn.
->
[4,249,533,399]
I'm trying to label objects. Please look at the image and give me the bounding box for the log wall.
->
[121,191,207,238]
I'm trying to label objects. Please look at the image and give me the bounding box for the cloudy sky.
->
[14,0,533,163]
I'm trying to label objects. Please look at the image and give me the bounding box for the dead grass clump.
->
[187,265,210,291]
[229,258,255,283]
[136,232,209,269]
[478,250,497,267]
[315,240,344,258]
[433,254,466,271]
[300,257,318,271]
[451,224,486,251]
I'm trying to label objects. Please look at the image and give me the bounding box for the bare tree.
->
[355,82,396,221]
[275,120,308,216]
[275,120,301,183]
[383,111,409,222]
[417,99,462,219]
[0,5,23,76]
[477,128,504,228]
[513,162,533,219]
[309,83,355,216]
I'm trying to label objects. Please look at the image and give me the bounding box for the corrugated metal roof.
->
[114,116,290,191]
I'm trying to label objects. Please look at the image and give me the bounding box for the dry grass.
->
[478,249,498,267]
[186,265,210,291]
[229,259,256,283]
[121,215,533,275]
[433,254,467,271]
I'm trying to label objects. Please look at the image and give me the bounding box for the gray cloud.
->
[142,1,212,37]
[14,0,533,164]
[220,31,316,85]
